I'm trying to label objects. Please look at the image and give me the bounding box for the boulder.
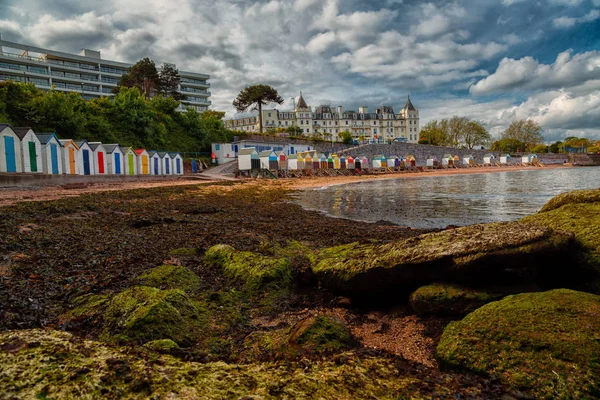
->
[101,286,207,346]
[538,189,600,213]
[409,283,500,316]
[313,222,573,297]
[144,339,180,352]
[436,289,600,399]
[136,265,200,292]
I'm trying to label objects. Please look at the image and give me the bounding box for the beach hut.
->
[88,142,107,175]
[158,152,172,175]
[500,154,511,165]
[297,152,306,170]
[278,151,288,170]
[346,156,355,169]
[387,155,398,169]
[303,152,313,170]
[372,154,385,169]
[327,154,334,169]
[169,153,184,175]
[0,125,23,173]
[287,154,298,170]
[14,127,42,173]
[332,154,341,169]
[103,144,124,175]
[463,154,474,166]
[259,150,274,170]
[313,153,321,169]
[340,156,346,169]
[406,155,416,167]
[58,139,81,175]
[483,154,496,165]
[522,154,538,165]
[75,140,95,175]
[442,154,454,167]
[119,147,137,176]
[191,159,199,173]
[149,150,162,175]
[238,147,258,171]
[320,154,328,169]
[37,133,63,175]
[426,155,439,168]
[135,149,150,175]
[397,156,406,169]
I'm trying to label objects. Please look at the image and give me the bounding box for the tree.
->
[338,131,353,144]
[502,120,543,150]
[418,119,448,145]
[201,110,226,121]
[491,138,525,153]
[463,120,491,149]
[116,58,160,97]
[232,84,283,135]
[531,144,549,154]
[158,63,182,100]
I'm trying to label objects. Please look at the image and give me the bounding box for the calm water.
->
[295,167,600,229]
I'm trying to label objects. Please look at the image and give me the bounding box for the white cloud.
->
[305,31,337,53]
[553,9,600,27]
[470,50,600,95]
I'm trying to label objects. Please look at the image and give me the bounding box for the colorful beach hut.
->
[238,147,258,171]
[287,154,298,170]
[37,133,64,175]
[463,154,474,166]
[0,125,23,173]
[158,152,172,175]
[170,152,184,175]
[119,147,137,176]
[58,139,81,175]
[346,156,355,169]
[442,154,454,167]
[319,154,327,169]
[313,153,321,169]
[74,140,94,175]
[14,127,42,173]
[426,155,439,168]
[104,144,124,175]
[135,149,150,175]
[278,151,288,170]
[387,155,398,169]
[372,155,385,169]
[406,155,416,167]
[149,150,162,175]
[483,154,495,165]
[397,156,406,169]
[88,142,107,175]
[327,154,334,169]
[303,152,313,170]
[500,154,511,165]
[340,156,346,169]
[297,152,306,170]
[522,154,538,165]
[259,150,273,170]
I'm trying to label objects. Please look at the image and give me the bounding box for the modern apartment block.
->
[0,39,211,112]
[224,93,420,143]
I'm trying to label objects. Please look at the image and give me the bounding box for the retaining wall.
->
[0,173,185,189]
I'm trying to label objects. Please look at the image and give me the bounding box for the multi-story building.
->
[0,39,211,112]
[224,93,420,143]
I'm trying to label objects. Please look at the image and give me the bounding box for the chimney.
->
[359,106,368,114]
[337,105,342,117]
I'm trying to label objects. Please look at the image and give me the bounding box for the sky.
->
[0,0,599,141]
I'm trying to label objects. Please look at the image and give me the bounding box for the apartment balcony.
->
[182,98,211,106]
[180,79,210,88]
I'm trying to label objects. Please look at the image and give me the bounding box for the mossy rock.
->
[168,248,198,257]
[409,283,500,316]
[59,293,110,326]
[137,264,200,292]
[290,315,355,353]
[538,189,600,213]
[101,286,207,346]
[436,289,600,399]
[144,339,180,352]
[205,244,292,291]
[313,222,574,296]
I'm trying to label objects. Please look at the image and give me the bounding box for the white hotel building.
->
[0,39,211,112]
[224,93,420,143]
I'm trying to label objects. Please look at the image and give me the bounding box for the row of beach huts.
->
[237,148,541,173]
[0,124,185,176]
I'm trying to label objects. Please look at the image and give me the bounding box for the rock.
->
[205,244,292,291]
[144,339,180,352]
[436,289,600,399]
[59,293,110,327]
[136,265,200,292]
[168,248,198,257]
[313,222,573,297]
[101,286,207,346]
[538,189,600,213]
[409,283,500,316]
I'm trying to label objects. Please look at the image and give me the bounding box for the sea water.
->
[295,167,600,229]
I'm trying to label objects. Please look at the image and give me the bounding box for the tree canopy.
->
[116,59,182,100]
[233,84,283,134]
[418,116,490,148]
[502,120,544,150]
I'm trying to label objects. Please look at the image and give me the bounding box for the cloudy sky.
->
[1,0,599,140]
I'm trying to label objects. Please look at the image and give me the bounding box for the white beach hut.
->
[120,146,137,176]
[259,150,275,170]
[104,144,124,175]
[483,154,496,165]
[287,154,298,170]
[500,154,511,165]
[37,133,64,175]
[442,154,454,167]
[238,147,258,171]
[463,154,474,167]
[522,154,538,165]
[149,150,162,175]
[0,124,23,173]
[14,127,42,173]
[426,155,439,168]
[135,149,150,175]
[58,139,82,175]
[158,152,172,175]
[88,142,107,175]
[74,140,95,175]
[169,152,184,175]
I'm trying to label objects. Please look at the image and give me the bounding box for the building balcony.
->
[181,79,210,88]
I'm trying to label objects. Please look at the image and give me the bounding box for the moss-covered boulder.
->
[168,247,198,257]
[436,289,600,399]
[59,293,110,327]
[101,286,207,346]
[313,222,573,296]
[144,339,180,352]
[409,284,501,316]
[538,189,600,213]
[205,244,292,291]
[137,265,200,292]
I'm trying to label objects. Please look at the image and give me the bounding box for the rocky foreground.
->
[1,183,599,399]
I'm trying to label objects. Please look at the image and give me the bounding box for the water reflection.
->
[296,168,600,229]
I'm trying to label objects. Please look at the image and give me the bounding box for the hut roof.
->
[464,154,473,158]
[502,154,511,157]
[74,140,88,148]
[259,150,274,157]
[134,149,147,155]
[442,154,453,159]
[484,153,495,158]
[406,155,415,160]
[238,148,257,155]
[36,133,62,146]
[288,154,298,160]
[157,151,170,158]
[427,155,438,160]
[103,144,121,153]
[148,150,158,156]
[168,152,180,158]
[120,146,133,154]
[0,124,11,132]
[87,142,104,151]
[13,127,34,140]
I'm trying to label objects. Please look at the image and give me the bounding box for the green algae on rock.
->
[538,188,600,213]
[144,339,180,352]
[409,283,499,316]
[0,329,512,399]
[205,244,292,291]
[168,247,198,257]
[313,222,573,296]
[436,289,600,399]
[59,293,110,326]
[102,286,207,346]
[290,315,355,353]
[137,264,200,292]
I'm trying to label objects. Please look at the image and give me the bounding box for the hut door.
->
[83,150,90,175]
[165,160,170,174]
[115,153,121,174]
[154,158,159,175]
[29,141,38,172]
[4,136,17,172]
[128,154,134,175]
[69,147,76,174]
[50,144,59,174]
[98,152,105,174]
[176,159,181,174]
[142,156,149,174]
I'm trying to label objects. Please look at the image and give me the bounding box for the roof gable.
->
[36,133,62,146]
[13,127,35,140]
